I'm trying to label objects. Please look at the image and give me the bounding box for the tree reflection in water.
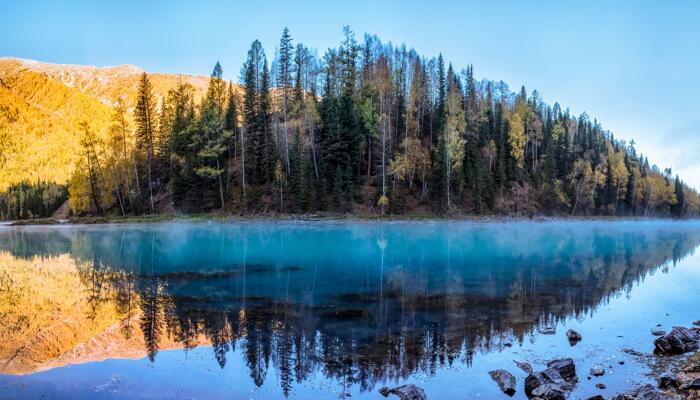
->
[1,222,699,396]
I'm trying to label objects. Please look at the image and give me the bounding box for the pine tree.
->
[195,62,230,209]
[434,53,446,142]
[134,73,157,213]
[278,27,293,173]
[168,83,197,209]
[674,175,685,217]
[259,59,274,183]
[223,82,238,192]
[242,40,273,187]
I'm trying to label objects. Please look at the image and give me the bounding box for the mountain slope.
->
[0,57,213,190]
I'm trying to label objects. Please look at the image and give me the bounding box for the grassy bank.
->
[3,212,694,226]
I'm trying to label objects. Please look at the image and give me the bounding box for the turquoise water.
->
[1,220,699,399]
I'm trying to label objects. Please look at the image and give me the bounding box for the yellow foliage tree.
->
[507,111,526,167]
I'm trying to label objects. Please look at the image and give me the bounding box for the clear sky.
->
[2,0,700,188]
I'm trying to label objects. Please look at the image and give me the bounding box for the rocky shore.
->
[378,324,700,400]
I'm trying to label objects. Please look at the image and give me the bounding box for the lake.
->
[1,220,699,399]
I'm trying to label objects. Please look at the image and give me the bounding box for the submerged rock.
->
[489,369,517,396]
[385,384,427,400]
[524,358,577,397]
[538,326,557,335]
[651,328,666,337]
[596,383,606,389]
[653,326,700,355]
[566,329,582,345]
[590,366,605,377]
[658,372,679,389]
[514,360,534,374]
[530,383,566,400]
[634,384,663,400]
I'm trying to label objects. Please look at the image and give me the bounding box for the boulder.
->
[653,326,700,355]
[566,329,582,345]
[680,378,700,390]
[524,358,577,397]
[530,384,566,400]
[634,384,663,400]
[658,372,679,389]
[547,358,577,381]
[379,386,391,397]
[590,366,605,377]
[387,384,427,400]
[489,369,517,396]
[514,360,534,374]
[609,395,634,400]
[693,320,700,327]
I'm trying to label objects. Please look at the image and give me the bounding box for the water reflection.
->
[1,221,699,397]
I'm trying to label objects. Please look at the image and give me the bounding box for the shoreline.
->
[2,213,696,226]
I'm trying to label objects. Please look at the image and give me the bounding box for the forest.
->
[7,26,698,219]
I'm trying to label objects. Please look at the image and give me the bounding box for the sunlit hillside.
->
[0,57,215,190]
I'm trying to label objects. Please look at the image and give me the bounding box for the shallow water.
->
[0,220,699,399]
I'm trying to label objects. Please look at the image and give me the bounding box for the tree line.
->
[0,181,67,220]
[67,26,700,218]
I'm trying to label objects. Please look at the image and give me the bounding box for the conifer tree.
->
[242,40,273,187]
[168,83,197,208]
[278,28,293,173]
[134,72,157,213]
[223,82,238,192]
[195,62,230,209]
[674,175,685,217]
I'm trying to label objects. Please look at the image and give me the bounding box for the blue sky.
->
[2,0,700,188]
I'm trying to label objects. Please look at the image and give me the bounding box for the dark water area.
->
[1,220,699,399]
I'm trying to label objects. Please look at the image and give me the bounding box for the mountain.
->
[0,57,213,190]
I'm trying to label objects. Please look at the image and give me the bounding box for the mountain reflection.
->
[1,222,699,396]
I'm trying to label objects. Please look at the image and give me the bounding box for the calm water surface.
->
[1,220,699,399]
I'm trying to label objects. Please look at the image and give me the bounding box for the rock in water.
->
[653,326,700,355]
[513,360,533,374]
[596,383,606,389]
[657,372,679,389]
[566,329,582,345]
[590,366,605,377]
[387,384,427,400]
[634,384,663,400]
[692,320,700,326]
[379,386,391,397]
[680,378,700,390]
[547,358,577,381]
[650,328,666,337]
[530,384,566,400]
[488,369,516,396]
[587,396,604,400]
[524,358,578,397]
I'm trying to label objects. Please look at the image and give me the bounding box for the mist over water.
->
[1,220,700,399]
